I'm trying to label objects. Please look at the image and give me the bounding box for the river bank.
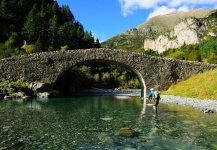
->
[78,88,217,113]
[160,95,217,113]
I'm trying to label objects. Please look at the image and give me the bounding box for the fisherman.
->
[147,88,155,102]
[147,88,161,113]
[153,89,161,113]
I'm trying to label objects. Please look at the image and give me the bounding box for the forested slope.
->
[0,0,100,58]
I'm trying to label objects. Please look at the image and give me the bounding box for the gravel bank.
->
[160,95,217,113]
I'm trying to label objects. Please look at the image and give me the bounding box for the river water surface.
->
[0,94,217,150]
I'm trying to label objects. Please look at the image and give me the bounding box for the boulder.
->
[37,90,59,98]
[115,127,140,138]
[28,82,52,92]
[12,92,25,98]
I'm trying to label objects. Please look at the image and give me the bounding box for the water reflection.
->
[0,96,217,149]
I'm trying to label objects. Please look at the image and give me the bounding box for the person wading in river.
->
[147,88,161,113]
[147,88,155,102]
[153,89,161,113]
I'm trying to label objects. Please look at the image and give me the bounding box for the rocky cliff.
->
[143,9,217,53]
[102,8,216,53]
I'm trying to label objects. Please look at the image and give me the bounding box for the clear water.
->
[0,96,217,150]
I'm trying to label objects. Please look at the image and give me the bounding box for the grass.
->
[162,68,217,100]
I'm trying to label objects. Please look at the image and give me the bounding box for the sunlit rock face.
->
[144,17,216,53]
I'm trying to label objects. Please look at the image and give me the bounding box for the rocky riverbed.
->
[160,95,217,113]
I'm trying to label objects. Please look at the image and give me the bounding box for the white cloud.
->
[147,5,190,19]
[118,0,162,16]
[147,6,176,19]
[118,0,217,17]
[177,6,190,11]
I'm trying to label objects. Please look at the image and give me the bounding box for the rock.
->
[28,82,52,92]
[100,117,113,121]
[11,92,25,98]
[138,135,147,142]
[144,17,215,53]
[115,128,140,137]
[202,109,214,113]
[160,95,217,113]
[22,96,31,99]
[37,92,50,98]
[98,132,114,144]
[37,90,59,98]
[4,96,12,99]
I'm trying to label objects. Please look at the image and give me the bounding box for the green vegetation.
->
[0,81,28,95]
[72,63,141,89]
[162,68,217,100]
[53,63,141,94]
[102,9,215,54]
[101,30,147,53]
[0,0,100,59]
[160,36,217,63]
[0,0,143,90]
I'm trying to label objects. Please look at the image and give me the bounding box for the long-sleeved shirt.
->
[148,91,154,100]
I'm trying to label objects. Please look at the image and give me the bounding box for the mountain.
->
[137,8,214,34]
[101,8,216,53]
[144,9,217,53]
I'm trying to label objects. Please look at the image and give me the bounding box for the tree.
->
[95,38,101,48]
[57,22,71,48]
[0,0,10,20]
[21,4,38,44]
[48,15,58,49]
[187,50,202,62]
[36,8,49,49]
[207,50,217,64]
[60,5,74,23]
[34,37,43,52]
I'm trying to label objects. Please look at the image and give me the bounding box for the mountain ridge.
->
[137,8,215,34]
[101,8,216,53]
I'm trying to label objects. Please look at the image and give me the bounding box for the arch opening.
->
[53,60,146,98]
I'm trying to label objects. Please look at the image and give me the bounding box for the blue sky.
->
[57,0,217,42]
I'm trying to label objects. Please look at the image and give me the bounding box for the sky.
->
[57,0,217,42]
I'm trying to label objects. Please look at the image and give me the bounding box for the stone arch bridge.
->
[0,48,217,97]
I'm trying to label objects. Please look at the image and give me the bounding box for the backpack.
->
[154,91,160,99]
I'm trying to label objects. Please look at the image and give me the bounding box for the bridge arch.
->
[52,59,147,97]
[0,48,217,98]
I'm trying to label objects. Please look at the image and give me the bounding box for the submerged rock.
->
[115,127,140,137]
[98,132,114,144]
[100,117,113,121]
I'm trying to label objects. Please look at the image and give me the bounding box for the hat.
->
[150,88,154,91]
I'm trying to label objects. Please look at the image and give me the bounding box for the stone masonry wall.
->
[0,48,217,93]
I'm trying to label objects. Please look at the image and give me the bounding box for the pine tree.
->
[34,37,43,52]
[0,0,10,20]
[48,15,58,50]
[60,5,74,23]
[21,4,38,44]
[36,7,49,49]
[95,38,101,48]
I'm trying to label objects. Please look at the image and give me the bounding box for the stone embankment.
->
[160,95,217,113]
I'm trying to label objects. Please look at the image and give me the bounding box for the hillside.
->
[0,0,100,59]
[101,8,215,53]
[137,8,214,34]
[162,68,217,100]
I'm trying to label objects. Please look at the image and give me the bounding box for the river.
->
[0,93,217,149]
